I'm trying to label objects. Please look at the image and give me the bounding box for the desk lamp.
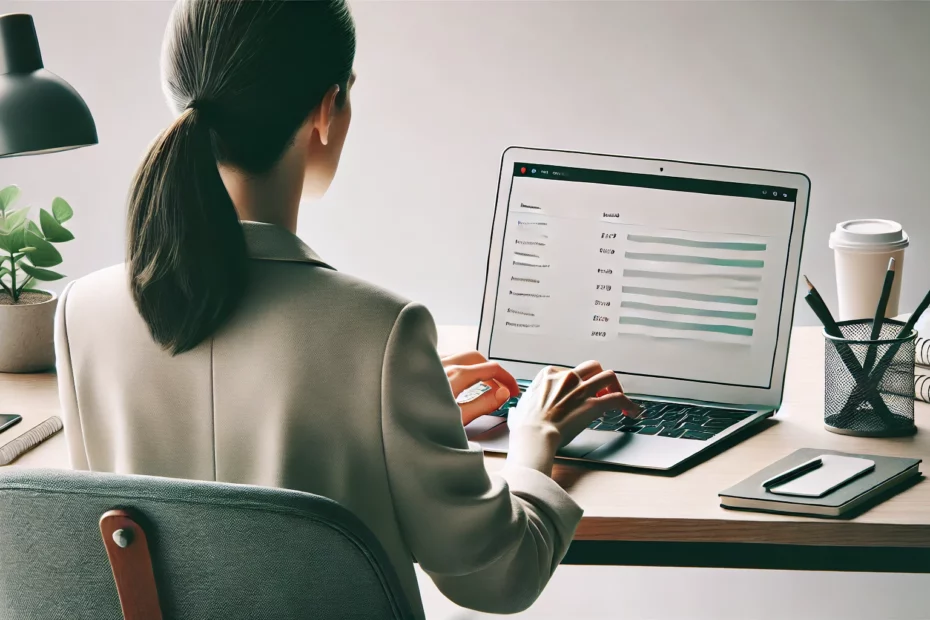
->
[0,13,97,157]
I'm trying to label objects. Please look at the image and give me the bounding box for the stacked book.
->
[891,313,930,403]
[915,336,930,403]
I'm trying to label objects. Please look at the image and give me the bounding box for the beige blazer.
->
[55,221,582,617]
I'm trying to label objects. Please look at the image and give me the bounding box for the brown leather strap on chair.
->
[99,510,164,620]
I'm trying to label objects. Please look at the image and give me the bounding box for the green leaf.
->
[26,220,43,238]
[0,208,28,234]
[0,228,25,253]
[39,209,74,242]
[19,263,64,282]
[23,230,62,268]
[20,246,36,253]
[52,197,73,223]
[0,267,9,278]
[0,186,20,214]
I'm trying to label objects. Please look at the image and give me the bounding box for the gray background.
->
[2,0,929,327]
[2,1,929,618]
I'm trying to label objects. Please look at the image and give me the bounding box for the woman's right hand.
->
[505,361,640,476]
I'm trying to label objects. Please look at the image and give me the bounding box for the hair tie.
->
[186,99,216,119]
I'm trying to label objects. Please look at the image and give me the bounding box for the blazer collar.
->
[242,221,334,270]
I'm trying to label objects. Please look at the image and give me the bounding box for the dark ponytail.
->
[127,0,356,354]
[128,105,245,355]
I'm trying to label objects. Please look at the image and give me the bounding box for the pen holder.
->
[824,319,916,437]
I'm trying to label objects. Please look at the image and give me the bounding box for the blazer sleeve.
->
[54,281,89,470]
[380,302,582,613]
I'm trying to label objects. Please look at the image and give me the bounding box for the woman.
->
[55,1,637,615]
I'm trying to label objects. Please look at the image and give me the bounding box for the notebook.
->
[910,313,930,401]
[719,448,922,517]
[896,313,930,402]
[916,335,930,367]
[916,364,930,403]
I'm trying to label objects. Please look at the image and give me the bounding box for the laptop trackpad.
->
[558,429,617,459]
[465,415,506,441]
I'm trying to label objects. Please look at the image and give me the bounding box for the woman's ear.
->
[310,84,341,146]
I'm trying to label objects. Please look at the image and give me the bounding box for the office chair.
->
[0,468,415,620]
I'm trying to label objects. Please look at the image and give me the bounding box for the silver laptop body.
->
[469,147,810,471]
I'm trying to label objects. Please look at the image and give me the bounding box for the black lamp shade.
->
[0,13,97,158]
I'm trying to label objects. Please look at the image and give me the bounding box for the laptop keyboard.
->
[489,392,755,441]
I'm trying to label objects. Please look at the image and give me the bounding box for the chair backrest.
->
[0,468,415,620]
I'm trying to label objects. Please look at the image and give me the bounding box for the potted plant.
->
[0,185,74,373]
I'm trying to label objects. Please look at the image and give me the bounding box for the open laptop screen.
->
[486,162,798,390]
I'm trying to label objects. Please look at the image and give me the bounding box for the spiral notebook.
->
[895,314,930,403]
[916,335,930,367]
[916,363,930,403]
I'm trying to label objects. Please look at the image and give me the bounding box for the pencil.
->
[868,285,930,382]
[803,276,842,337]
[896,286,930,340]
[804,275,895,422]
[863,257,896,372]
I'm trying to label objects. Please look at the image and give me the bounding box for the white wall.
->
[2,2,929,618]
[1,0,929,327]
[340,0,930,327]
[1,0,174,292]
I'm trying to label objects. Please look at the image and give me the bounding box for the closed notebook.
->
[895,312,930,402]
[719,448,921,518]
[916,336,930,367]
[916,363,930,403]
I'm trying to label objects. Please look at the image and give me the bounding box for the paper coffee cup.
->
[829,219,908,321]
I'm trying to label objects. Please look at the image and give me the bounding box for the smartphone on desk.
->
[0,414,23,435]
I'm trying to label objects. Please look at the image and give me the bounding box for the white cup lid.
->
[829,219,909,252]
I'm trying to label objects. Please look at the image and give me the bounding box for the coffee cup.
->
[829,219,908,321]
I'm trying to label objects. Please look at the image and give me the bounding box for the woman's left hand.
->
[441,351,521,426]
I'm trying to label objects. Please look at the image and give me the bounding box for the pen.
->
[863,258,896,372]
[804,275,895,422]
[865,285,930,392]
[895,286,930,340]
[762,457,823,489]
[803,276,842,337]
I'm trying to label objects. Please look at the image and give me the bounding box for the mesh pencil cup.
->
[823,319,916,437]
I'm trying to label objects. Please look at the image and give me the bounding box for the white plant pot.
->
[0,290,57,373]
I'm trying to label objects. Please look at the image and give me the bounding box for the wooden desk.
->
[4,326,929,572]
[1,372,66,469]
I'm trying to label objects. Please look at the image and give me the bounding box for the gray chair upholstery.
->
[0,468,415,619]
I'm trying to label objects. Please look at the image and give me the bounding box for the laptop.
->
[466,147,810,471]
